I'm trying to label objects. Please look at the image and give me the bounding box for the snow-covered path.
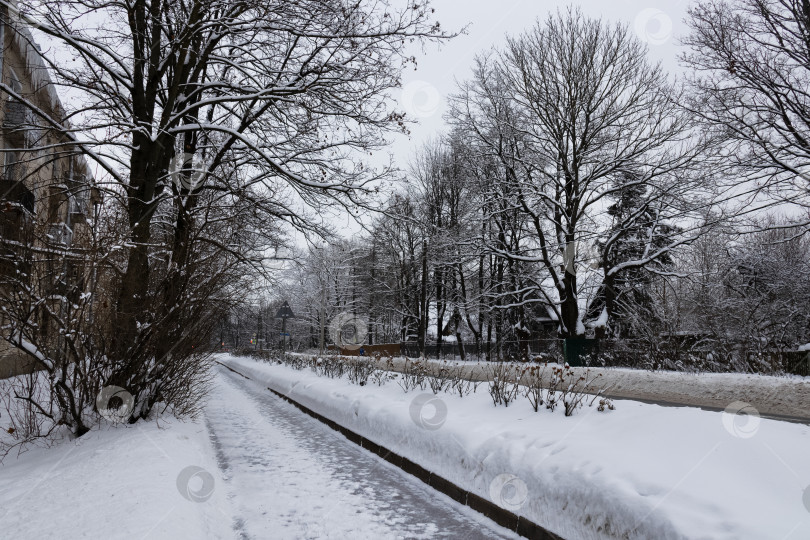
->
[205,366,520,539]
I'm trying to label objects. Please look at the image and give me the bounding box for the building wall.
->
[0,10,101,379]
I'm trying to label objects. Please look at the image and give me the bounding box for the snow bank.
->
[0,415,235,539]
[228,355,810,540]
[367,355,810,420]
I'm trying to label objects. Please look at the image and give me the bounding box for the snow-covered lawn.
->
[289,351,810,419]
[227,354,810,540]
[0,416,234,539]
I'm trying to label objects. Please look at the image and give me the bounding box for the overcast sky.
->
[388,0,693,168]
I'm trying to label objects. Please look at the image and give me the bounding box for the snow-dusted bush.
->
[521,364,548,412]
[0,372,60,457]
[425,362,452,394]
[487,363,521,407]
[445,364,482,398]
[396,359,427,393]
[539,364,608,417]
[369,368,395,386]
[346,358,375,386]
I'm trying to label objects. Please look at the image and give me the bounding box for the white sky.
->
[388,0,692,167]
[326,0,693,234]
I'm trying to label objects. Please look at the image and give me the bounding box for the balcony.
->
[0,207,33,246]
[3,99,34,147]
[70,204,86,224]
[0,179,35,215]
[68,190,90,224]
[3,99,27,128]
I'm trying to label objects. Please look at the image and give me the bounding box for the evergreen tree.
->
[588,172,679,337]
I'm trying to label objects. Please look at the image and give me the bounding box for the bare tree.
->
[0,0,448,429]
[451,8,709,338]
[370,194,428,352]
[673,219,810,372]
[684,0,810,215]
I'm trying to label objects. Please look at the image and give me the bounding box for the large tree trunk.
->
[115,183,155,363]
[435,266,444,358]
[558,271,581,339]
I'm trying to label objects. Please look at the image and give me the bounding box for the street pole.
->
[319,284,326,356]
[281,316,287,356]
[257,309,263,351]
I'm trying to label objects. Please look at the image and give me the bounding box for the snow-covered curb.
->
[227,355,810,540]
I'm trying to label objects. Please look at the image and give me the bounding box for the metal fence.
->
[400,339,564,362]
[397,339,810,376]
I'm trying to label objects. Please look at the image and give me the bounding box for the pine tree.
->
[588,172,678,337]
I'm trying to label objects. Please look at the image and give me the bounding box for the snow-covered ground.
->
[0,367,521,539]
[2,354,808,539]
[227,355,810,540]
[0,414,235,539]
[351,355,809,421]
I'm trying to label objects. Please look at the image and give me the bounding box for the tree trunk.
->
[418,240,429,357]
[559,267,580,338]
[435,266,444,359]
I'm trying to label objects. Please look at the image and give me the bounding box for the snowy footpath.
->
[226,355,810,540]
[204,366,519,539]
[0,365,518,539]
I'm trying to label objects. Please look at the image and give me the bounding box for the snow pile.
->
[228,355,810,540]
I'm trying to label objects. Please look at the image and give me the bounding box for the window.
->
[2,149,19,181]
[4,70,28,147]
[9,69,22,94]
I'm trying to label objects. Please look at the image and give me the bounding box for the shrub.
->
[488,362,521,407]
[397,359,427,392]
